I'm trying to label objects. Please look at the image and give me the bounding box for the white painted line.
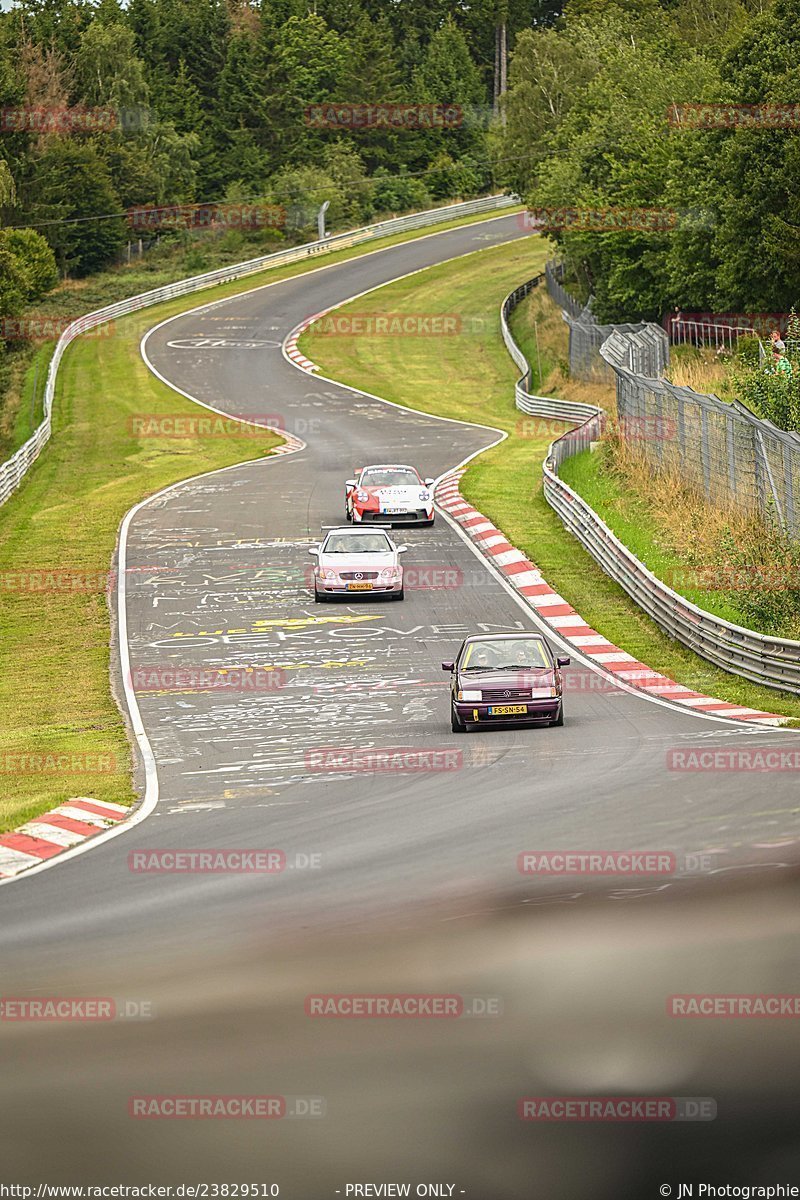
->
[614,670,668,682]
[1,208,526,887]
[547,614,590,628]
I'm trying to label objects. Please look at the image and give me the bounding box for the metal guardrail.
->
[500,274,600,425]
[0,193,518,510]
[502,271,800,697]
[669,317,760,352]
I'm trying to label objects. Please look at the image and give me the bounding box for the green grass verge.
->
[300,236,800,722]
[508,284,557,392]
[0,203,521,835]
[559,449,751,626]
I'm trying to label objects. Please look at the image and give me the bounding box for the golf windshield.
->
[462,639,550,670]
[324,533,393,554]
[360,469,420,488]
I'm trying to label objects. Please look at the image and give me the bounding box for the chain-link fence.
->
[545,261,669,381]
[544,260,583,320]
[501,271,800,694]
[544,259,800,537]
[600,335,800,538]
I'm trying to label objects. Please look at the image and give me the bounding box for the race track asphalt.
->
[2,212,799,1194]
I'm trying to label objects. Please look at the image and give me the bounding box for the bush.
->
[0,229,59,301]
[713,522,800,635]
[370,168,431,216]
[423,152,482,201]
[733,335,761,367]
[731,360,800,429]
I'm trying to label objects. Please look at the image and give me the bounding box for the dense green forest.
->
[0,0,557,289]
[495,0,793,320]
[0,0,795,342]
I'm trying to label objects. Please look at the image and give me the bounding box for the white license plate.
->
[382,507,407,514]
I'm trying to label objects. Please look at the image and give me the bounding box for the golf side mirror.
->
[441,661,454,671]
[557,655,570,666]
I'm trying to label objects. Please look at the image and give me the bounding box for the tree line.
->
[0,0,558,304]
[495,0,793,322]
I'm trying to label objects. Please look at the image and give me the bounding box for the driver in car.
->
[472,645,498,670]
[512,640,546,668]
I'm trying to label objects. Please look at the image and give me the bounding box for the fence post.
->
[726,409,737,504]
[700,407,712,496]
[783,442,796,537]
[653,386,664,464]
[755,429,786,531]
[676,389,687,467]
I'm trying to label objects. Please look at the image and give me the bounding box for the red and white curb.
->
[436,470,785,725]
[284,316,319,373]
[270,431,305,455]
[0,798,129,879]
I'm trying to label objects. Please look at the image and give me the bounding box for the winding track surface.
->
[2,213,800,1190]
[3,209,799,953]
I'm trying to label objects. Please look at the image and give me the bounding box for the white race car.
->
[345,463,435,526]
[309,527,408,601]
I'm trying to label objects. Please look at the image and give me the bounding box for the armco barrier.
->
[500,274,600,425]
[0,193,518,509]
[502,272,800,696]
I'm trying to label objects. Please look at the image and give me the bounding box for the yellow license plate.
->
[346,582,373,591]
[488,704,527,715]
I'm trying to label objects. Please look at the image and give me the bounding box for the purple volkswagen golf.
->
[442,632,570,733]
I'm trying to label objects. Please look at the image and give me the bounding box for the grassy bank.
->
[508,280,615,412]
[300,236,800,721]
[0,203,521,835]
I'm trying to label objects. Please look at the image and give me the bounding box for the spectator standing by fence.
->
[770,329,786,354]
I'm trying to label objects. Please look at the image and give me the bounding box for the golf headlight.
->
[457,689,482,702]
[530,686,557,698]
[356,489,369,503]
